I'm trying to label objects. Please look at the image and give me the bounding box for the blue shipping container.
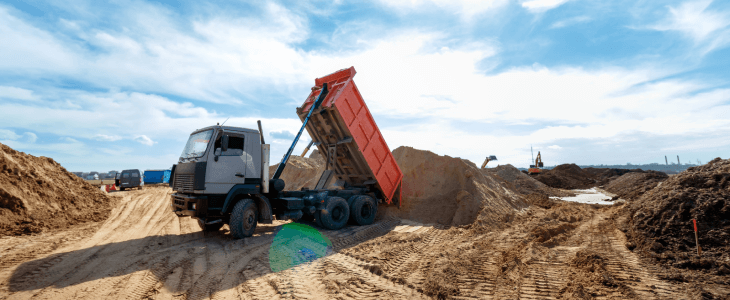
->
[144,169,171,184]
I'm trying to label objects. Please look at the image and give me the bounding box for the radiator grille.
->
[173,196,186,207]
[173,174,194,192]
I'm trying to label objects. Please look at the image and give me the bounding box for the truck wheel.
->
[230,199,258,239]
[319,197,349,230]
[198,219,223,232]
[350,196,377,226]
[119,187,125,191]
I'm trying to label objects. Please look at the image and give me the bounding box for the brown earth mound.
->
[482,164,574,197]
[268,155,325,191]
[622,158,730,275]
[535,164,596,189]
[583,167,645,186]
[0,143,114,236]
[604,171,668,200]
[382,147,527,226]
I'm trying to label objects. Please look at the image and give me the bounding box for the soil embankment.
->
[604,170,668,200]
[383,147,527,226]
[534,164,597,189]
[0,143,115,236]
[621,158,730,277]
[482,164,574,197]
[268,154,325,191]
[583,167,644,186]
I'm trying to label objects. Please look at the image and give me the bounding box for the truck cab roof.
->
[191,125,258,135]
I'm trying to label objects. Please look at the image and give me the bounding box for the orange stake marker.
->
[693,219,702,256]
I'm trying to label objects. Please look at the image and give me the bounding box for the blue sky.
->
[1,0,729,172]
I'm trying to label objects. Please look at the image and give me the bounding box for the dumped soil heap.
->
[383,147,527,226]
[0,143,114,236]
[604,170,668,200]
[482,164,574,197]
[622,158,730,274]
[535,164,596,190]
[583,167,644,186]
[268,154,325,191]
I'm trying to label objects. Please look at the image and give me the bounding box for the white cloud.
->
[521,0,570,13]
[23,132,37,143]
[0,129,37,143]
[134,135,155,146]
[651,0,730,54]
[0,129,20,140]
[550,16,591,28]
[377,0,509,19]
[94,134,123,141]
[0,86,38,101]
[548,145,562,150]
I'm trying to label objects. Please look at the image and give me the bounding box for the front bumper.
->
[171,193,202,217]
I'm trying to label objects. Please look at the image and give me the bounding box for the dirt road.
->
[0,187,701,299]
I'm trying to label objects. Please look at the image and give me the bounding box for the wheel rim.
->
[332,206,344,222]
[243,210,255,230]
[361,202,372,219]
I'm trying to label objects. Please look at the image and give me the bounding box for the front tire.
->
[230,199,258,239]
[319,197,349,230]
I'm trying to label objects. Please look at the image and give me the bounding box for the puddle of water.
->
[550,188,615,205]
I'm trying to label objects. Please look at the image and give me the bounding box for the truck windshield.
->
[180,130,213,159]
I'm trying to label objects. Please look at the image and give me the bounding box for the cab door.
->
[207,132,247,186]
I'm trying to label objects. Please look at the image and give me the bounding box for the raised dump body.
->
[297,67,403,205]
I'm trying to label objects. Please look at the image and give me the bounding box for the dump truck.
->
[169,67,403,239]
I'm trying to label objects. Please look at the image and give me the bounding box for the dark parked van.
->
[116,169,143,191]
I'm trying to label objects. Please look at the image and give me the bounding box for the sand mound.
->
[535,164,596,189]
[0,143,114,236]
[381,147,527,226]
[482,164,573,197]
[583,167,644,186]
[604,171,668,200]
[269,155,325,191]
[622,158,730,274]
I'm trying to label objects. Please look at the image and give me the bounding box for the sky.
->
[1,0,729,172]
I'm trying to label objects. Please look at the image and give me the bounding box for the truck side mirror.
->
[221,135,229,152]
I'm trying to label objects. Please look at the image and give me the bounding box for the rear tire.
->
[319,197,349,230]
[350,196,377,226]
[119,187,125,191]
[230,199,258,239]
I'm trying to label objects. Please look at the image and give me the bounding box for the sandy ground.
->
[0,185,711,299]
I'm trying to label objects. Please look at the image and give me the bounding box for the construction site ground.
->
[2,186,723,300]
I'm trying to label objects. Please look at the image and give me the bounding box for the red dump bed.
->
[298,67,403,205]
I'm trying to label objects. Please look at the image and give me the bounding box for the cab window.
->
[132,173,139,178]
[122,173,130,178]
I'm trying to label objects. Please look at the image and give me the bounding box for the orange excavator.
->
[528,149,543,175]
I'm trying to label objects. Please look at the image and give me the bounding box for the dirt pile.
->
[583,167,644,186]
[535,164,596,189]
[383,147,527,226]
[559,250,638,299]
[622,158,730,275]
[604,171,668,200]
[0,143,114,236]
[482,164,574,197]
[268,155,325,191]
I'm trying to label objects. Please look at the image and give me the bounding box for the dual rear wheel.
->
[316,195,378,230]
